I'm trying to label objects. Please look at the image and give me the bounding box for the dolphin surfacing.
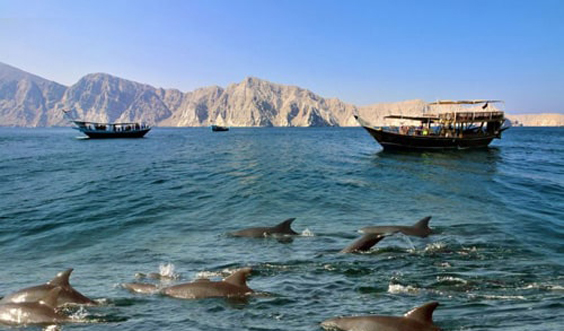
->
[360,216,433,238]
[340,234,386,253]
[0,287,71,326]
[122,268,254,300]
[321,301,441,331]
[0,269,96,306]
[230,218,298,238]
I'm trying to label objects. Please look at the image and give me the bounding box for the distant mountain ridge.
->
[0,62,562,127]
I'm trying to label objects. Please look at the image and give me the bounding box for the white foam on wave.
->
[437,276,468,284]
[470,294,526,300]
[195,268,238,280]
[263,263,290,271]
[195,270,224,279]
[424,242,447,253]
[300,228,315,237]
[388,283,420,294]
[159,263,179,279]
[68,306,89,321]
[323,264,336,271]
[94,298,109,305]
[458,246,478,255]
[521,283,564,291]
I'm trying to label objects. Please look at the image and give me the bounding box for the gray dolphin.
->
[230,218,298,238]
[0,268,96,306]
[321,301,441,331]
[340,234,386,253]
[0,287,71,326]
[123,268,254,299]
[360,216,433,238]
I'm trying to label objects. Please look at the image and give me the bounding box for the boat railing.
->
[73,121,150,132]
[437,111,504,123]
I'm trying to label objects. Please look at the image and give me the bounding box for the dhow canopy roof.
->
[428,100,503,105]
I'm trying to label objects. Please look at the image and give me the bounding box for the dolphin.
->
[229,218,298,238]
[360,216,433,238]
[0,287,71,326]
[0,269,96,306]
[321,301,441,331]
[340,234,386,253]
[122,268,254,299]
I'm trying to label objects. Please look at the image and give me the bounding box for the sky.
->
[0,0,563,113]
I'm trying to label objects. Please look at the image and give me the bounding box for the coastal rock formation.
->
[161,77,356,127]
[0,62,561,127]
[506,113,564,127]
[0,62,66,127]
[54,73,172,126]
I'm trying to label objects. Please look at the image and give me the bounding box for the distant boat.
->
[71,120,151,138]
[355,100,511,151]
[211,124,229,132]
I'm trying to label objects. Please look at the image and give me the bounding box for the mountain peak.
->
[0,61,65,87]
[240,76,272,87]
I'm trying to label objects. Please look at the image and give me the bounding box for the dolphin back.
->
[122,283,160,294]
[0,269,96,306]
[230,218,298,237]
[223,268,252,288]
[340,234,385,253]
[47,269,73,287]
[271,218,298,235]
[160,268,254,299]
[0,288,68,326]
[411,216,432,237]
[321,302,441,331]
[360,225,403,235]
[404,301,439,324]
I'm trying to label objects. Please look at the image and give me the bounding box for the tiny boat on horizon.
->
[355,100,511,151]
[211,124,229,132]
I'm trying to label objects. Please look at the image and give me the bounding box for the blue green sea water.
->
[0,127,562,331]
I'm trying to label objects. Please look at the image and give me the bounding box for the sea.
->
[0,127,562,331]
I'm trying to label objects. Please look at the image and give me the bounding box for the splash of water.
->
[300,228,315,237]
[388,283,420,294]
[159,263,179,279]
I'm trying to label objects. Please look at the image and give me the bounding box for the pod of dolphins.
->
[1,216,440,330]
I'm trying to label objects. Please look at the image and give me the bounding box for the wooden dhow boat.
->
[63,109,151,138]
[71,120,151,138]
[355,100,511,151]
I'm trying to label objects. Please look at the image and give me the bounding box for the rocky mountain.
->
[55,73,173,126]
[0,62,562,127]
[0,62,66,126]
[504,113,564,127]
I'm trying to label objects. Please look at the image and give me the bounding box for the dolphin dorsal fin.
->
[40,287,62,308]
[413,216,432,229]
[404,301,439,324]
[272,218,297,234]
[48,269,73,287]
[223,268,252,287]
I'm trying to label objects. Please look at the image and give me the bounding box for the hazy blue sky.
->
[1,0,562,113]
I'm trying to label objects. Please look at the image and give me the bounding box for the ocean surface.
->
[0,127,562,331]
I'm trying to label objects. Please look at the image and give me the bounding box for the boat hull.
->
[361,126,496,151]
[211,125,229,132]
[75,128,151,139]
